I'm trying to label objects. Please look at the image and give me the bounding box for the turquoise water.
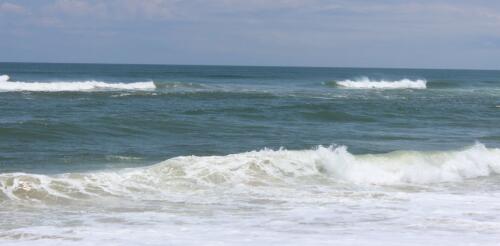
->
[1,63,500,245]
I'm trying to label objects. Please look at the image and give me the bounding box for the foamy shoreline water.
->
[1,143,499,203]
[1,144,499,245]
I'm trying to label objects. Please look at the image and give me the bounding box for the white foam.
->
[0,74,155,92]
[151,142,500,186]
[0,74,10,82]
[317,143,500,184]
[1,143,499,203]
[336,77,427,89]
[1,143,500,245]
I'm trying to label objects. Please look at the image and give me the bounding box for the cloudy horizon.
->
[1,0,500,69]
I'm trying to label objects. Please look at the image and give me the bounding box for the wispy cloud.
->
[1,0,500,68]
[0,2,28,15]
[45,0,177,21]
[49,0,104,17]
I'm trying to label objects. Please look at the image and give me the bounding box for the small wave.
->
[155,81,207,90]
[105,155,143,161]
[0,74,155,92]
[1,143,499,202]
[333,77,427,89]
[425,80,458,88]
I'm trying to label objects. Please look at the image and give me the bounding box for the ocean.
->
[0,63,499,245]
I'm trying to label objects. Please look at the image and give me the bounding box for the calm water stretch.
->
[0,63,499,245]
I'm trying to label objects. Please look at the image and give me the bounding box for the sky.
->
[1,0,500,69]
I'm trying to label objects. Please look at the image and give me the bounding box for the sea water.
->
[0,63,499,245]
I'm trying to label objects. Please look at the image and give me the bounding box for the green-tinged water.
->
[0,63,499,173]
[0,63,500,245]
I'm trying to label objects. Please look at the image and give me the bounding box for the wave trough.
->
[0,74,156,92]
[335,77,427,89]
[1,143,499,203]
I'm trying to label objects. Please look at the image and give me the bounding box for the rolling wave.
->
[0,74,156,92]
[334,77,427,89]
[1,143,499,203]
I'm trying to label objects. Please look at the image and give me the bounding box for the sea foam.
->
[335,77,427,89]
[1,143,499,203]
[0,74,156,92]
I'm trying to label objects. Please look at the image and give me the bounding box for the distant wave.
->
[425,80,458,88]
[155,81,207,90]
[333,77,427,89]
[1,143,499,203]
[0,74,156,92]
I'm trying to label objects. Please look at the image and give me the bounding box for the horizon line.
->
[0,61,499,72]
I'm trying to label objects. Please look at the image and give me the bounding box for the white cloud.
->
[1,0,500,68]
[120,0,175,20]
[48,0,106,17]
[46,0,176,20]
[205,0,317,10]
[0,2,28,15]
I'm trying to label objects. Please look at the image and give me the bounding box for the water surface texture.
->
[0,63,499,245]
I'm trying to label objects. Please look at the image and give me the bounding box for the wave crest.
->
[0,74,10,82]
[334,77,427,89]
[0,74,156,92]
[1,143,499,202]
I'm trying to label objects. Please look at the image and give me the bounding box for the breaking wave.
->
[0,74,156,92]
[1,143,499,202]
[334,77,427,89]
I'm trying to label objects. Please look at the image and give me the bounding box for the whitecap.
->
[0,74,155,92]
[1,143,499,203]
[335,77,427,89]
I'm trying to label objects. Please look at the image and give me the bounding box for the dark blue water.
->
[1,63,499,173]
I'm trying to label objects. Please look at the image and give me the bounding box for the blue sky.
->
[1,0,500,69]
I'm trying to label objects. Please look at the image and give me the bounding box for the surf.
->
[0,74,156,92]
[1,143,499,203]
[334,77,427,89]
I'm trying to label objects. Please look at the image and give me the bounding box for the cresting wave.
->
[0,74,156,92]
[1,143,499,202]
[334,77,427,89]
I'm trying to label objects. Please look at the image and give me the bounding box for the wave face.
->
[1,143,499,203]
[0,74,155,92]
[335,77,427,89]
